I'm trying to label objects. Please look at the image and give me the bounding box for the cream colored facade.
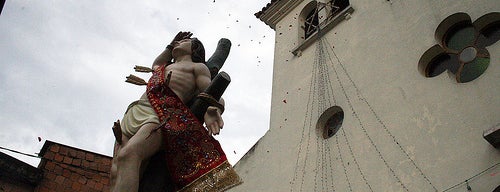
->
[232,0,499,191]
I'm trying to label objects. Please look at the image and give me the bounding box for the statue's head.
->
[190,38,205,63]
[172,38,205,64]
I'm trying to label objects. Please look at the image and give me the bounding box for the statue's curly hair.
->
[191,38,205,63]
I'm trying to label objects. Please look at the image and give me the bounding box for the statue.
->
[110,32,241,192]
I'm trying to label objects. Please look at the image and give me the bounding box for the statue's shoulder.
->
[192,62,211,76]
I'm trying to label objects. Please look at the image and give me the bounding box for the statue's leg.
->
[110,141,120,191]
[111,123,162,192]
[110,134,130,192]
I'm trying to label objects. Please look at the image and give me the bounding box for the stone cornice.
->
[255,0,304,30]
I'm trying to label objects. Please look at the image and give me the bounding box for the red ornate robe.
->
[146,65,242,191]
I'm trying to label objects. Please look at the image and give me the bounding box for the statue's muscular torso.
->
[140,61,211,105]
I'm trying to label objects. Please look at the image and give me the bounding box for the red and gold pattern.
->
[147,65,241,191]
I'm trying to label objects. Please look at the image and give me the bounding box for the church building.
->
[233,0,500,191]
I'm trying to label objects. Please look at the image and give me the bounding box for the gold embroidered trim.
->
[178,160,243,192]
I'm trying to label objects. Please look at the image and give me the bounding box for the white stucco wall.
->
[233,0,500,191]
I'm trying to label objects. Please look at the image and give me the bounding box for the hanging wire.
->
[325,136,337,191]
[335,134,353,191]
[298,32,321,191]
[289,1,496,191]
[0,146,40,158]
[441,162,500,192]
[291,5,342,189]
[291,1,435,191]
[319,38,374,191]
[323,37,438,191]
[314,27,326,192]
[318,37,374,192]
[321,37,409,191]
[315,18,345,192]
[290,31,321,191]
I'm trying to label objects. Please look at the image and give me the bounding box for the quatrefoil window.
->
[419,12,500,83]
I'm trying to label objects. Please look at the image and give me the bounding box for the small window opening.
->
[330,0,350,17]
[317,106,344,139]
[294,0,352,55]
[304,8,319,39]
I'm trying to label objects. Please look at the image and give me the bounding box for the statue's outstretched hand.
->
[204,106,224,136]
[170,31,193,46]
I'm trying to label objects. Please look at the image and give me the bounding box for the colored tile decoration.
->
[419,12,500,83]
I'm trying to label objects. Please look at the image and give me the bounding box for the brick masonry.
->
[34,141,111,192]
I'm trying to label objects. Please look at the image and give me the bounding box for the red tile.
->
[87,180,97,188]
[78,176,87,184]
[45,161,55,171]
[59,146,68,155]
[54,153,64,162]
[68,149,77,158]
[80,185,91,192]
[82,160,90,168]
[75,167,85,175]
[71,181,82,190]
[89,162,98,171]
[46,172,56,180]
[50,145,60,153]
[86,153,95,161]
[45,180,57,189]
[95,182,104,190]
[63,156,73,164]
[102,158,112,166]
[92,174,103,182]
[60,163,69,169]
[76,151,85,159]
[44,151,55,160]
[56,184,65,192]
[54,164,64,175]
[70,172,80,181]
[63,177,73,188]
[101,176,110,185]
[62,169,71,178]
[98,163,109,172]
[85,171,96,179]
[72,158,81,166]
[55,175,65,184]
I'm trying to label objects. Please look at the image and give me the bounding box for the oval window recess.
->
[317,106,344,139]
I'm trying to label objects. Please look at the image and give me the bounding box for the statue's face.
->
[173,39,192,55]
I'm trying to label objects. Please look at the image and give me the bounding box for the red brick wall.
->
[34,142,111,192]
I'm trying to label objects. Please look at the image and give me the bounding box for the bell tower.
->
[233,0,500,191]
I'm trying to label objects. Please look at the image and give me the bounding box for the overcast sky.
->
[0,0,274,166]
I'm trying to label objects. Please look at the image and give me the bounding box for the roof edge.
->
[255,0,304,30]
[39,140,111,159]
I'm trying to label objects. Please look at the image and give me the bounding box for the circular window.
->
[317,106,344,139]
[418,12,499,83]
